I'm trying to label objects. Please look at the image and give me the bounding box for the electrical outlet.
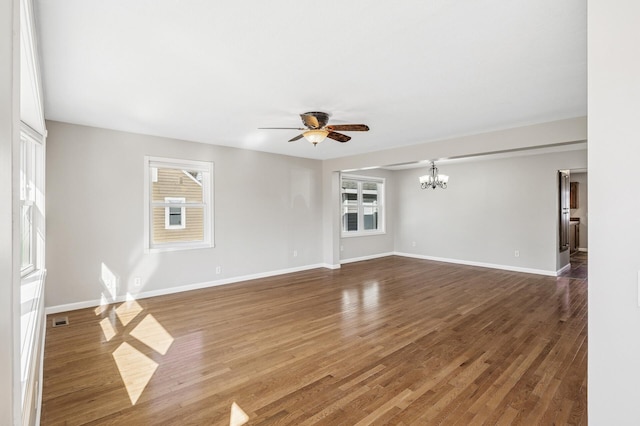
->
[293,250,298,257]
[412,241,416,247]
[514,250,520,257]
[340,245,344,252]
[216,266,221,274]
[134,277,141,287]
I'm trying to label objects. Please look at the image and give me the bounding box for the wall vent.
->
[52,317,69,327]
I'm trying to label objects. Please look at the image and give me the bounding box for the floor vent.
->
[52,317,69,327]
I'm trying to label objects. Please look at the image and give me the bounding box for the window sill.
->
[341,230,387,238]
[146,241,215,253]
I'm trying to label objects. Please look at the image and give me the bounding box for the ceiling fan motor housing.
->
[301,111,330,129]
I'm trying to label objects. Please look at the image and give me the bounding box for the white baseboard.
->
[45,263,329,315]
[340,252,395,265]
[45,252,564,315]
[322,263,342,270]
[557,263,572,275]
[394,252,558,277]
[578,247,588,252]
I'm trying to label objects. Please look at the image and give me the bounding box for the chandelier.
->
[419,162,449,189]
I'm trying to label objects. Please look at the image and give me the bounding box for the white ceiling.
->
[34,0,586,160]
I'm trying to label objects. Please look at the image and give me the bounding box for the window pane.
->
[21,205,32,269]
[363,193,377,205]
[363,206,379,230]
[169,208,182,226]
[153,206,204,244]
[152,168,204,202]
[342,206,358,232]
[341,179,357,190]
[342,192,357,203]
[362,182,378,191]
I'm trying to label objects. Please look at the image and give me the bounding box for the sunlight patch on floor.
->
[230,402,249,426]
[99,317,117,342]
[129,314,174,355]
[115,299,143,326]
[112,342,159,405]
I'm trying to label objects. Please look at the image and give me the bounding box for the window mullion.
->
[358,181,364,232]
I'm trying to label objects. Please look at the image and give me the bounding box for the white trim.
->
[146,241,213,253]
[341,230,386,239]
[20,0,47,135]
[394,252,558,276]
[45,263,329,314]
[144,156,214,252]
[341,173,385,183]
[557,263,572,275]
[147,156,212,171]
[340,252,395,264]
[19,122,44,142]
[44,253,563,315]
[20,268,46,426]
[340,173,385,237]
[34,315,45,426]
[164,197,186,229]
[578,247,588,252]
[322,263,342,270]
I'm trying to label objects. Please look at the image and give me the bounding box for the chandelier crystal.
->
[419,162,449,189]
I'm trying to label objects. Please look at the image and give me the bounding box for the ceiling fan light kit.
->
[259,111,370,146]
[303,129,329,146]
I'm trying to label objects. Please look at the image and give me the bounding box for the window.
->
[341,174,385,236]
[20,130,41,276]
[144,157,214,252]
[164,197,186,229]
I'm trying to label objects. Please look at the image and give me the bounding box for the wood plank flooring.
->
[41,256,587,425]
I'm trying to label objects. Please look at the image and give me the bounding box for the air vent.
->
[52,317,69,327]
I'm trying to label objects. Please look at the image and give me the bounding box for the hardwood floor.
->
[41,256,587,425]
[560,251,588,279]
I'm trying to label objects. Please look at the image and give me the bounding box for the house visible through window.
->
[144,157,214,252]
[341,174,385,236]
[165,197,186,229]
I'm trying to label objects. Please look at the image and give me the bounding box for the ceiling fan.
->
[259,111,370,146]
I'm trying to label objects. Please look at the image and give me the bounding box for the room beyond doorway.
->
[561,251,588,279]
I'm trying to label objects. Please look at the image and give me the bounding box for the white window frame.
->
[164,197,186,229]
[144,156,214,252]
[20,128,41,276]
[340,174,385,237]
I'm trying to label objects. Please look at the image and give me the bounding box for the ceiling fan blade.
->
[327,132,351,143]
[300,112,330,129]
[288,134,304,142]
[258,127,305,130]
[326,124,370,132]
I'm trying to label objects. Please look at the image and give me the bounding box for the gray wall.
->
[321,117,587,266]
[394,150,587,274]
[589,0,640,422]
[570,172,588,250]
[45,121,324,309]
